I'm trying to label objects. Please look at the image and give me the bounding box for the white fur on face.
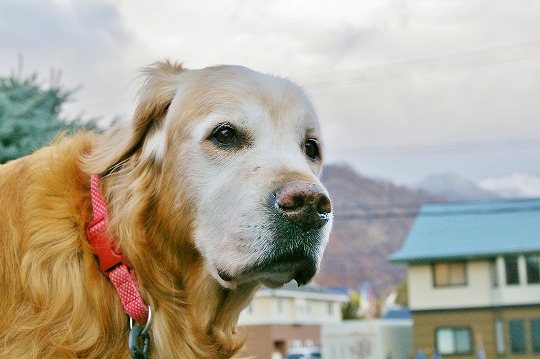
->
[152,66,332,288]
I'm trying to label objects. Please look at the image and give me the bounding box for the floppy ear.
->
[82,60,185,175]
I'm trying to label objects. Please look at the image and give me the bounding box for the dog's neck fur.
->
[96,161,259,358]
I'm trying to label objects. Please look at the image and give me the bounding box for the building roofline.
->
[390,197,540,263]
[255,284,349,302]
[390,248,540,264]
[411,303,540,314]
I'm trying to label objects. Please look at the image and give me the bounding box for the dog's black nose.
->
[273,181,332,231]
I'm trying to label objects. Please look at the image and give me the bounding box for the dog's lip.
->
[217,254,318,287]
[217,270,235,282]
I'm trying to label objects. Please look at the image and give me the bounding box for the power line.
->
[297,40,540,90]
[334,202,540,221]
[328,138,540,156]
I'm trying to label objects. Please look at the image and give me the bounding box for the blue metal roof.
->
[383,307,412,320]
[390,198,540,263]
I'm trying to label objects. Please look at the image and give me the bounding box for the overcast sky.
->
[1,0,540,184]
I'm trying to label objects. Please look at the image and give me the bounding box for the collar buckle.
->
[87,215,128,275]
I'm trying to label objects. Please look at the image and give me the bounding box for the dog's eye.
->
[215,128,236,144]
[304,139,320,161]
[210,123,239,146]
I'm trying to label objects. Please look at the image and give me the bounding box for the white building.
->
[237,282,348,358]
[239,283,347,326]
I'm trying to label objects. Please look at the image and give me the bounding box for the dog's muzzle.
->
[217,180,332,287]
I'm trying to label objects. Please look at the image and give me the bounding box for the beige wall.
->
[408,261,492,310]
[408,257,540,310]
[239,295,342,325]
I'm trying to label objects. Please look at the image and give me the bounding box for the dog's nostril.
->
[274,181,332,231]
[278,194,305,211]
[317,196,332,215]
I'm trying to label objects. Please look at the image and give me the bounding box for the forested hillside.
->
[315,164,443,293]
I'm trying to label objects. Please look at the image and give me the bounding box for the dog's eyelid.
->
[207,122,250,149]
[306,136,319,144]
[208,122,234,135]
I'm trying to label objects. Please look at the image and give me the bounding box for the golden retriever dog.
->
[0,61,332,358]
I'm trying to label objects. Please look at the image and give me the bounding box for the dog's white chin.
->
[259,275,295,289]
[209,262,303,290]
[217,278,238,290]
[213,275,293,290]
[207,265,239,289]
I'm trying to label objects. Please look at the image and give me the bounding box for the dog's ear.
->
[83,60,185,175]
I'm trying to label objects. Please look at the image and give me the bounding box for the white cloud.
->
[479,173,540,198]
[1,0,540,182]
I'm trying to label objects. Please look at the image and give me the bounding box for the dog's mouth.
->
[210,192,331,289]
[217,253,318,288]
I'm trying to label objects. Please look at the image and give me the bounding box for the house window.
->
[526,255,540,284]
[435,327,472,355]
[432,262,467,287]
[509,319,526,353]
[495,319,505,354]
[277,298,283,314]
[490,259,499,287]
[327,302,334,316]
[531,318,540,353]
[505,256,520,285]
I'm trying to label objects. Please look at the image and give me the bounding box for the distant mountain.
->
[417,173,500,201]
[315,164,443,294]
[478,173,540,198]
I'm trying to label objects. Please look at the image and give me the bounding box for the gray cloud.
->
[0,0,138,120]
[1,0,539,182]
[283,1,540,181]
[0,0,129,64]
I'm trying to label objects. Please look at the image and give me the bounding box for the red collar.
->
[87,174,149,324]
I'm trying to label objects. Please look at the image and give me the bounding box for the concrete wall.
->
[237,324,320,359]
[321,320,413,359]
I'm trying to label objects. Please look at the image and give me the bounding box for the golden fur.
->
[0,61,331,358]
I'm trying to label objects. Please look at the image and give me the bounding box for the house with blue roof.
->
[391,198,540,359]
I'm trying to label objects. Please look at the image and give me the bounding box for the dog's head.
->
[88,61,332,289]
